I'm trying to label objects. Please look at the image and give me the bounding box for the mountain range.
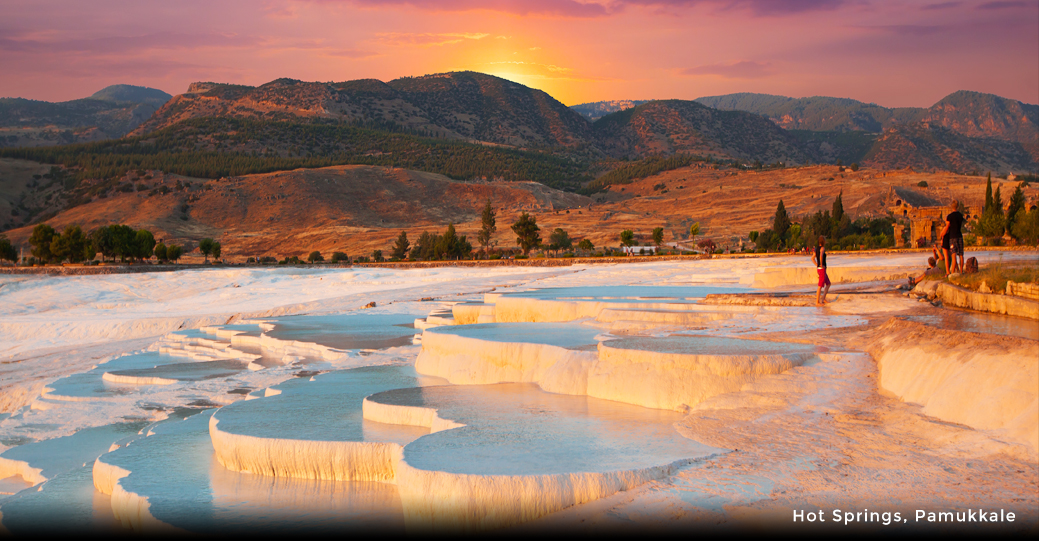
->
[692,90,1039,169]
[0,73,1036,235]
[0,85,172,147]
[5,74,1035,174]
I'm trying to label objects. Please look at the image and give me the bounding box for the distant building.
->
[887,187,973,248]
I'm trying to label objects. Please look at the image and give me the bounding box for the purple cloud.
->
[621,0,849,16]
[313,0,850,18]
[680,60,773,78]
[921,1,961,9]
[313,0,610,18]
[977,1,1031,9]
[855,24,948,36]
[0,32,261,55]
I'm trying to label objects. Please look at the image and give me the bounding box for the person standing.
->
[940,201,965,274]
[813,235,830,305]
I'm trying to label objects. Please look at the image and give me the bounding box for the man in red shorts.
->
[813,235,830,305]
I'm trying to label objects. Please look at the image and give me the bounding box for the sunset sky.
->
[2,0,1037,107]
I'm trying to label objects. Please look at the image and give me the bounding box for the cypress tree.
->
[1006,184,1026,237]
[478,200,496,251]
[984,174,993,211]
[773,200,790,242]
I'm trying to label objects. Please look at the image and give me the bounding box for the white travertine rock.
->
[752,266,915,288]
[0,456,45,486]
[92,456,184,533]
[493,296,695,323]
[591,341,814,411]
[101,372,178,385]
[394,457,693,533]
[451,303,496,325]
[866,320,1039,458]
[415,330,596,396]
[416,328,815,411]
[361,398,464,434]
[209,414,402,483]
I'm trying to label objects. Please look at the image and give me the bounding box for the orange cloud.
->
[679,60,773,79]
[375,32,490,47]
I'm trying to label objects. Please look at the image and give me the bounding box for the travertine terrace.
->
[0,253,1036,533]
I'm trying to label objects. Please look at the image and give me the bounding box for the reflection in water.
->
[372,383,717,476]
[264,313,419,350]
[901,309,1038,341]
[209,461,404,533]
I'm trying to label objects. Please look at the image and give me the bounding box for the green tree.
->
[689,222,701,238]
[773,200,791,244]
[90,227,115,262]
[166,245,183,262]
[984,173,993,208]
[108,225,136,263]
[308,250,324,263]
[440,224,460,259]
[133,229,156,261]
[413,231,436,260]
[199,238,215,263]
[548,228,572,254]
[578,239,594,253]
[832,191,844,224]
[211,242,222,261]
[154,242,168,261]
[478,200,496,252]
[51,225,89,263]
[29,224,57,263]
[1011,208,1039,244]
[1006,183,1026,238]
[511,212,541,256]
[756,229,776,252]
[652,227,664,247]
[620,229,635,248]
[787,224,802,249]
[331,251,349,263]
[978,180,1006,238]
[372,249,384,262]
[850,163,859,172]
[391,231,410,260]
[0,235,17,263]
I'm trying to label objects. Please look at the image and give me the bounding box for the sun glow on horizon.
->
[0,0,1034,107]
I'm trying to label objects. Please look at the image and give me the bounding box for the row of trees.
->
[750,194,896,252]
[23,223,196,264]
[976,175,1036,243]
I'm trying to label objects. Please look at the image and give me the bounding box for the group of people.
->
[909,201,966,287]
[812,200,967,304]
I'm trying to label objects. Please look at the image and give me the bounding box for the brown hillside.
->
[132,73,594,149]
[592,100,811,164]
[919,91,1039,162]
[863,122,1037,173]
[2,164,592,259]
[8,162,1034,263]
